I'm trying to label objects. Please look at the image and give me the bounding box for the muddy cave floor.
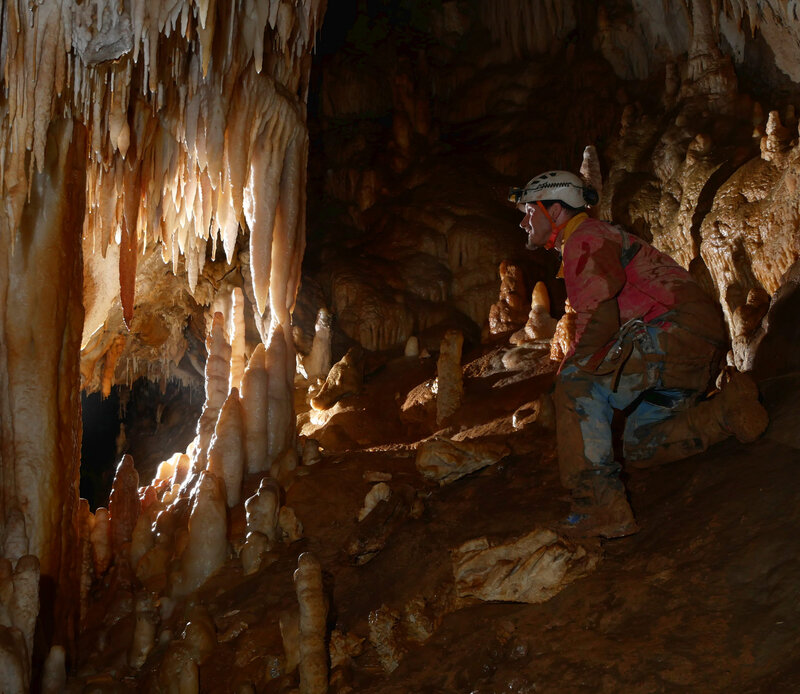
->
[78,343,800,693]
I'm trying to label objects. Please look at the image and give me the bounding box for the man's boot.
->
[626,370,769,468]
[714,369,769,443]
[560,474,639,539]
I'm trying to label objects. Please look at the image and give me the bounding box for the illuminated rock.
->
[416,438,510,486]
[436,330,464,425]
[452,529,601,603]
[207,389,245,507]
[293,553,328,694]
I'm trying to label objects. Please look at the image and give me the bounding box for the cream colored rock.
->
[158,642,200,694]
[182,607,217,664]
[367,605,404,673]
[240,343,270,474]
[452,529,601,603]
[207,388,245,507]
[415,438,510,486]
[240,532,269,575]
[523,282,558,340]
[488,261,529,336]
[265,325,294,466]
[109,454,141,554]
[404,335,419,357]
[301,438,321,466]
[436,330,464,424]
[279,507,304,544]
[41,644,66,694]
[550,299,576,363]
[305,308,333,381]
[175,473,228,598]
[10,556,39,672]
[0,627,28,694]
[90,507,112,577]
[155,455,178,482]
[293,553,328,694]
[130,509,156,571]
[245,477,281,544]
[229,287,247,392]
[2,510,28,563]
[358,483,392,521]
[78,499,93,627]
[279,608,300,674]
[195,312,232,471]
[129,592,158,669]
[310,347,363,411]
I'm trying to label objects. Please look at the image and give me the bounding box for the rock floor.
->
[71,350,800,693]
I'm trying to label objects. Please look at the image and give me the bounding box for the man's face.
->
[518,202,551,250]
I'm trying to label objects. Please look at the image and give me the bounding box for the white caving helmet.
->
[508,170,598,208]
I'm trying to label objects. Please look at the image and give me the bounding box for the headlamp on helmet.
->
[508,170,596,209]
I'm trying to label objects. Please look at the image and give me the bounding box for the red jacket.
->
[561,215,723,356]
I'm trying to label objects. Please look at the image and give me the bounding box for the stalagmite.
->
[108,454,141,553]
[580,145,602,198]
[129,592,158,669]
[78,500,93,627]
[195,312,232,471]
[404,336,420,358]
[240,343,270,474]
[265,325,294,466]
[488,261,529,336]
[10,556,39,675]
[174,473,228,598]
[293,552,328,694]
[358,483,392,521]
[310,347,363,411]
[240,533,269,575]
[41,645,66,694]
[278,506,304,543]
[229,287,247,392]
[550,299,577,363]
[245,477,281,545]
[0,628,28,694]
[90,508,112,577]
[436,330,464,425]
[525,282,559,340]
[305,308,333,381]
[207,389,245,507]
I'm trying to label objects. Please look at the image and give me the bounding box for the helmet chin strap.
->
[536,201,567,250]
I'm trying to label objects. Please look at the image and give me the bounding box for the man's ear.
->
[548,202,563,220]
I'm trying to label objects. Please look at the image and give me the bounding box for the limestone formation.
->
[174,473,228,598]
[41,645,66,694]
[550,299,577,363]
[452,529,601,603]
[129,592,158,669]
[294,553,328,694]
[207,389,245,507]
[511,281,559,346]
[195,313,233,472]
[310,347,364,411]
[265,325,295,467]
[416,438,510,486]
[240,344,270,475]
[358,483,392,521]
[305,308,333,381]
[108,454,140,554]
[279,507,305,544]
[229,288,247,392]
[436,330,464,425]
[488,261,529,336]
[90,508,112,577]
[245,478,282,545]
